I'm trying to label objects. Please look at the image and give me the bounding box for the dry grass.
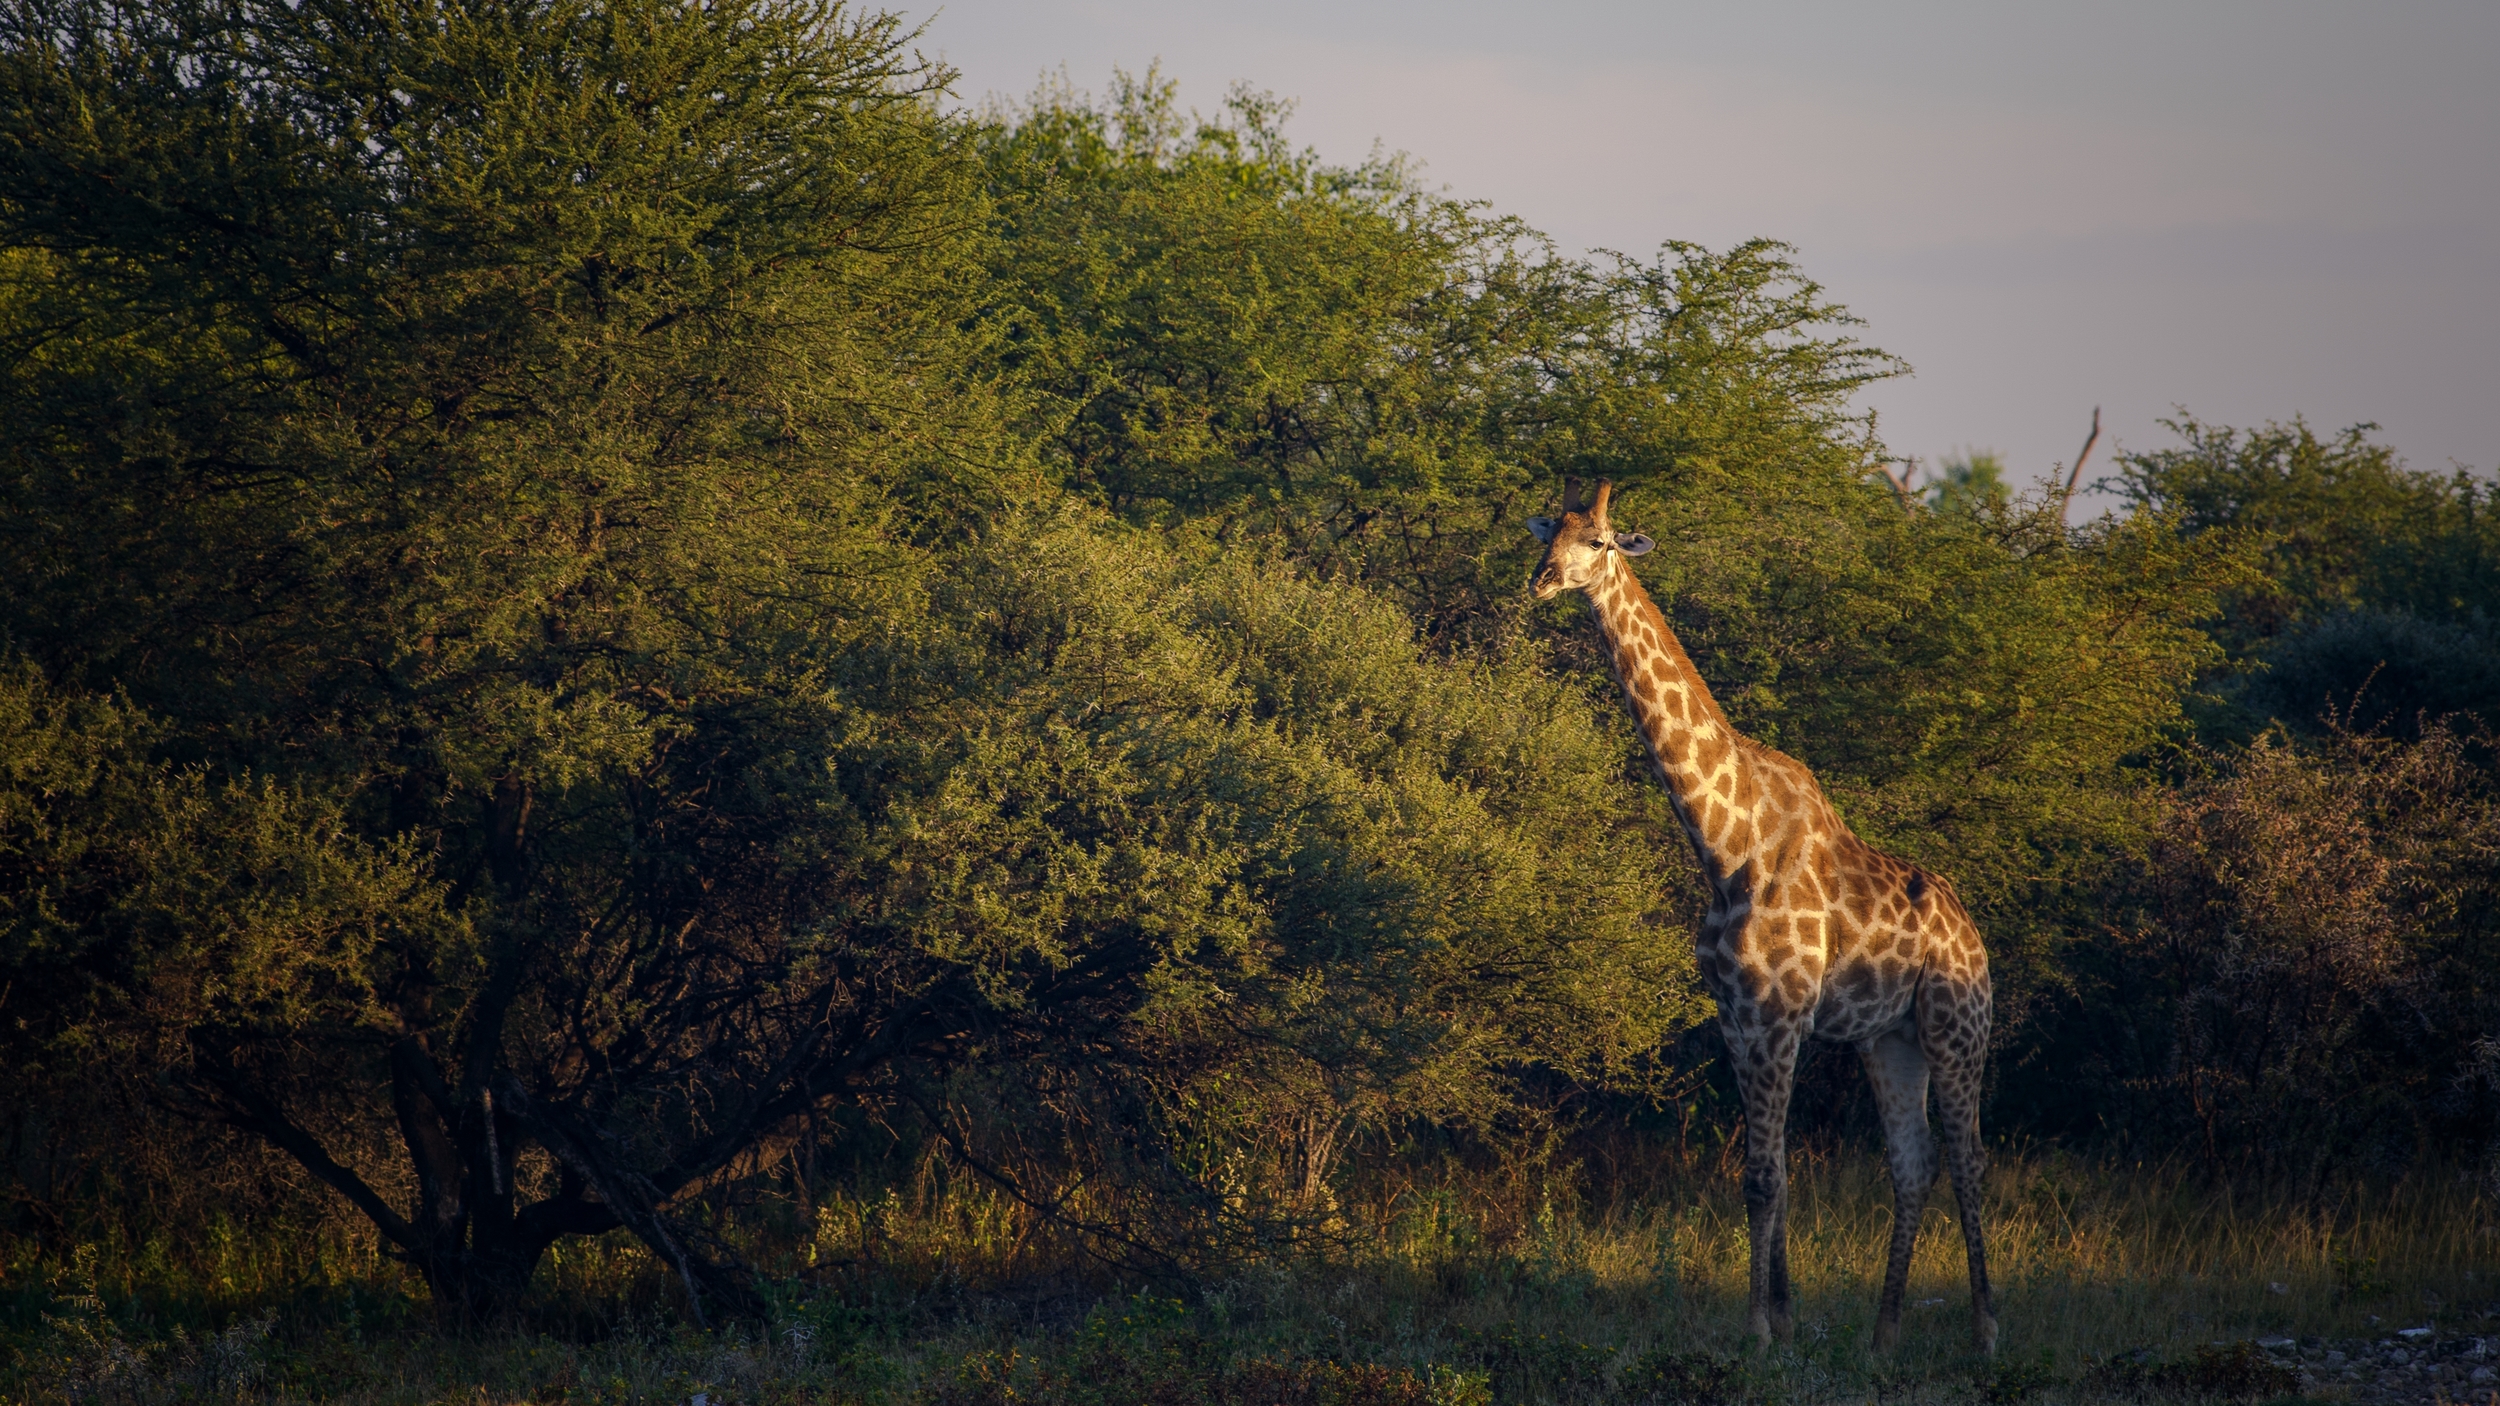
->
[2,1145,2490,1404]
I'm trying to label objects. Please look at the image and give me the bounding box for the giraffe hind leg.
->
[1860,1022,1935,1354]
[1924,987,1998,1356]
[1766,1175,1795,1341]
[1935,1051,1996,1355]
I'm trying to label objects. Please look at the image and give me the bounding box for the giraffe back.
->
[1687,742,1988,1044]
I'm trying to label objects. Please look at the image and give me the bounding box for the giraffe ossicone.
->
[1529,476,1998,1356]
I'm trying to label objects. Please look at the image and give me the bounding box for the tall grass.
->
[3,1145,2488,1403]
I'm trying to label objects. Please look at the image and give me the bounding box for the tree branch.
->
[191,1044,421,1254]
[2058,406,2103,520]
[512,1191,622,1244]
[498,1078,763,1326]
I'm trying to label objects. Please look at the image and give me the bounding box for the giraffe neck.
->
[1585,553,1753,882]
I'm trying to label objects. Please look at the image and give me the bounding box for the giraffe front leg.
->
[1859,1023,1937,1353]
[1726,1014,1801,1348]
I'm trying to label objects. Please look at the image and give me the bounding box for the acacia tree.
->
[981,76,1907,638]
[0,0,1008,1319]
[2112,416,2500,734]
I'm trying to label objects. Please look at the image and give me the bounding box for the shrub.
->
[2246,608,2500,735]
[2041,719,2500,1172]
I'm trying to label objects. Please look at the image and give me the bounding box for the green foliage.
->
[819,513,1696,1250]
[0,0,998,739]
[2036,412,2500,1169]
[1971,1348,2056,1405]
[2112,416,2500,732]
[982,73,1501,521]
[930,1348,1474,1406]
[1925,450,2010,516]
[2246,607,2500,734]
[2114,416,2500,640]
[0,661,444,1098]
[0,7,1708,1307]
[980,73,1900,631]
[0,0,2452,1335]
[977,74,2238,1050]
[2331,1254,2388,1301]
[2082,1341,2298,1401]
[1616,1345,1735,1406]
[0,0,1026,1319]
[1449,1321,1619,1400]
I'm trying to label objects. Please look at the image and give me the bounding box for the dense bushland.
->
[1,0,2494,1348]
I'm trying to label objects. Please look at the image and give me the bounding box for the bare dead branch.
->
[1876,458,1919,510]
[2059,406,2104,519]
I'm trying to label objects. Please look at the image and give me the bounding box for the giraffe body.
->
[1529,480,1997,1355]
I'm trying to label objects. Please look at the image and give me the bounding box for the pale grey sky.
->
[914,0,2499,503]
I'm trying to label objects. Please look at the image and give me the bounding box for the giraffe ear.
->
[1527,516,1560,544]
[1614,532,1655,556]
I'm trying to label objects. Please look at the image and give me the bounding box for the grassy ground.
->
[2,1146,2490,1405]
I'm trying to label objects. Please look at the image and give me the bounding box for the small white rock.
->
[2470,1365,2496,1384]
[2399,1326,2435,1341]
[2267,1281,2289,1295]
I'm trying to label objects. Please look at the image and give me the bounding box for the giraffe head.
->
[1528,477,1655,599]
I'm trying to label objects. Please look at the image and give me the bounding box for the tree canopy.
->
[4,0,2480,1325]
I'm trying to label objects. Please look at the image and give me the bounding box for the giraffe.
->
[1527,477,1997,1356]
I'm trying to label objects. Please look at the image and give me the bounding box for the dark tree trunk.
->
[412,1186,626,1325]
[191,1031,635,1327]
[184,767,947,1328]
[192,1023,800,1325]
